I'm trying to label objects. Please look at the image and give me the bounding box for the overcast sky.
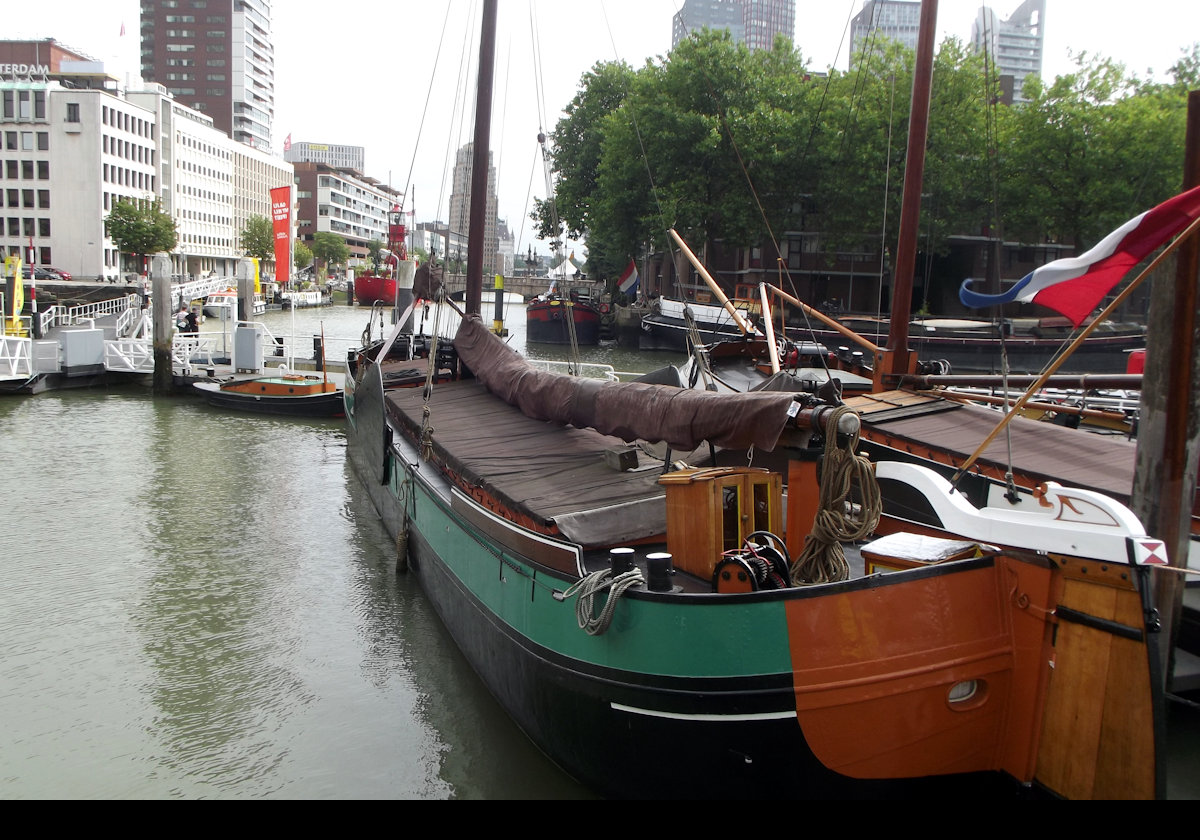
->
[8,0,1200,258]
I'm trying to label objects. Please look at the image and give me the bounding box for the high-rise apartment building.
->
[972,0,1046,103]
[139,0,275,150]
[849,0,922,68]
[671,0,794,51]
[447,142,498,276]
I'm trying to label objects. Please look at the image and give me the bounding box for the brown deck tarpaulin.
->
[454,315,801,452]
[848,391,1137,499]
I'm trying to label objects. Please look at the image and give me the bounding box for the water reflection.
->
[0,389,589,798]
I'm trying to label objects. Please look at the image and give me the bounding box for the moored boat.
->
[346,310,1169,799]
[525,291,601,345]
[354,205,407,306]
[343,0,1173,799]
[202,288,267,318]
[194,372,343,417]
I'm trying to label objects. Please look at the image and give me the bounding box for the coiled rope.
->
[790,405,882,585]
[561,568,646,636]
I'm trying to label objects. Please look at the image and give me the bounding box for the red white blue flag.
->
[959,185,1200,326]
[618,259,639,295]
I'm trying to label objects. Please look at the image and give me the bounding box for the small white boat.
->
[203,289,267,318]
[280,289,327,309]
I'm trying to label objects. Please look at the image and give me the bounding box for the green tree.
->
[366,238,386,272]
[105,198,178,274]
[293,241,313,273]
[239,214,275,261]
[312,232,349,274]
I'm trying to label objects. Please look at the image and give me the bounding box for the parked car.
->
[43,266,71,280]
[20,265,62,281]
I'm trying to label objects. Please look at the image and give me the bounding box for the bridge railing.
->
[104,338,155,373]
[0,335,33,379]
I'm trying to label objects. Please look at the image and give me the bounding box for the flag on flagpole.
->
[960,185,1200,326]
[283,133,292,152]
[618,259,639,295]
[120,22,125,37]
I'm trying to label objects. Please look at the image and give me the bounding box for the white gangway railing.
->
[0,334,33,380]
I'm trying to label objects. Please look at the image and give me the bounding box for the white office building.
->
[284,141,365,172]
[2,67,293,282]
[2,75,159,281]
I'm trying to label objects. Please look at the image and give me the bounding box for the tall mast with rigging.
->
[882,0,938,382]
[465,0,498,317]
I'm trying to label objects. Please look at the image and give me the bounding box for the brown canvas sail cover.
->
[453,315,801,451]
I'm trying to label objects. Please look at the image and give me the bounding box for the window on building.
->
[4,132,15,151]
[37,132,48,151]
[5,161,16,179]
[34,91,46,120]
[1,91,12,119]
[6,189,16,207]
[39,247,51,264]
[21,160,33,180]
[21,132,33,151]
[38,190,49,209]
[23,218,34,237]
[6,218,17,236]
[37,162,48,180]
[23,190,33,207]
[66,103,80,123]
[38,218,50,237]
[17,91,31,119]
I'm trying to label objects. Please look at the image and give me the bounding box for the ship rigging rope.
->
[561,567,646,636]
[418,289,448,461]
[790,405,882,586]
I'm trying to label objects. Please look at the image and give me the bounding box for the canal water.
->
[3,301,1197,799]
[0,301,673,800]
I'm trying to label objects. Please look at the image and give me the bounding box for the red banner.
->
[270,186,291,285]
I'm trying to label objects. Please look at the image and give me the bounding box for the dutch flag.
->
[960,185,1200,327]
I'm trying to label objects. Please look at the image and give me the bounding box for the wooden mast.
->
[1134,89,1200,684]
[882,0,938,383]
[465,0,498,318]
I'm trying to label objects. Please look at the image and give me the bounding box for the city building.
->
[741,0,796,51]
[447,142,498,276]
[2,47,293,282]
[128,83,294,279]
[2,69,158,280]
[284,141,365,172]
[671,0,794,51]
[292,161,401,266]
[496,217,515,278]
[849,0,922,67]
[971,1,1046,103]
[139,0,276,150]
[672,0,743,48]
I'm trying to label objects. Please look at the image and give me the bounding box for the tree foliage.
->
[293,241,313,272]
[541,29,1196,288]
[366,238,386,272]
[311,232,349,269]
[239,215,275,260]
[105,198,178,267]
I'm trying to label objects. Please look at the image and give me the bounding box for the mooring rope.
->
[790,405,882,585]
[561,568,645,636]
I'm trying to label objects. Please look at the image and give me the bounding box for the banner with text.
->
[270,186,292,285]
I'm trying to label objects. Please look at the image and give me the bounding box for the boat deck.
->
[383,374,688,547]
[847,390,1137,499]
